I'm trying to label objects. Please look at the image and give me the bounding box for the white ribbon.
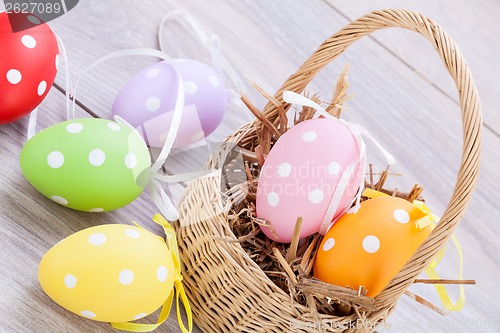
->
[282,91,396,235]
[159,9,246,97]
[26,43,217,221]
[71,48,173,119]
[27,33,72,140]
[54,33,73,121]
[27,107,39,141]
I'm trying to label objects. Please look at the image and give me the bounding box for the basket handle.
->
[262,9,482,306]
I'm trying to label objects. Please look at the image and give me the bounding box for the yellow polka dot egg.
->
[20,118,151,212]
[38,224,175,323]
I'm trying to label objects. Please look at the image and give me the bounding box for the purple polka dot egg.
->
[20,118,151,212]
[112,59,228,148]
[256,118,365,243]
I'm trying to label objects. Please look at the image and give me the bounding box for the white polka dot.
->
[191,130,205,142]
[107,122,121,131]
[362,235,380,254]
[55,54,60,70]
[89,208,104,213]
[47,151,64,169]
[328,162,341,176]
[394,209,410,224]
[88,233,106,246]
[66,123,83,134]
[51,196,68,205]
[145,97,161,112]
[88,149,106,167]
[184,81,198,95]
[119,269,134,285]
[145,68,160,78]
[208,75,220,87]
[133,313,147,320]
[308,189,324,204]
[323,238,335,251]
[125,229,141,239]
[6,69,22,84]
[64,274,77,289]
[267,192,280,207]
[37,81,47,96]
[22,35,37,48]
[27,15,41,25]
[302,131,317,142]
[277,163,292,177]
[157,266,168,282]
[80,310,96,318]
[125,153,138,169]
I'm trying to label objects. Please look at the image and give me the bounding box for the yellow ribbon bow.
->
[362,189,466,311]
[412,200,440,229]
[111,214,193,332]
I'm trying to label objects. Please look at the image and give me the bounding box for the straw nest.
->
[223,64,428,318]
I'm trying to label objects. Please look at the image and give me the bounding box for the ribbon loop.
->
[425,234,466,311]
[413,200,440,229]
[153,214,193,333]
[27,33,72,141]
[159,9,246,95]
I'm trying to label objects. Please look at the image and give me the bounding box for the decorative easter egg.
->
[0,12,59,124]
[20,118,151,212]
[112,59,228,148]
[256,118,364,243]
[39,224,175,323]
[314,196,432,297]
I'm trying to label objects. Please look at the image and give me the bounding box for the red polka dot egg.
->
[20,118,151,212]
[314,196,432,297]
[256,118,365,243]
[0,12,59,124]
[38,224,176,323]
[112,59,228,148]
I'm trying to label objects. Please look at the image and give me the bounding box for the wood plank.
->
[327,0,500,134]
[1,1,498,332]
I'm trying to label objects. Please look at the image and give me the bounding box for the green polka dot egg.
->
[38,224,175,322]
[20,118,151,212]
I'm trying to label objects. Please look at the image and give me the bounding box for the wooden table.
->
[1,1,499,332]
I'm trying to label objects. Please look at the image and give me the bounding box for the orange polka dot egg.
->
[38,224,175,323]
[314,196,432,297]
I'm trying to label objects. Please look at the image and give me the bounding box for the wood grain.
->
[1,0,499,332]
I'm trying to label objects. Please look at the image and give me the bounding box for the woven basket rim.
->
[177,8,482,333]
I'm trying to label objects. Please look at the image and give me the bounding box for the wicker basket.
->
[176,9,481,333]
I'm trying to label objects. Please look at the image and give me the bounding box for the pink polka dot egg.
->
[38,224,176,323]
[20,118,151,212]
[0,12,59,124]
[112,59,228,148]
[256,118,365,243]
